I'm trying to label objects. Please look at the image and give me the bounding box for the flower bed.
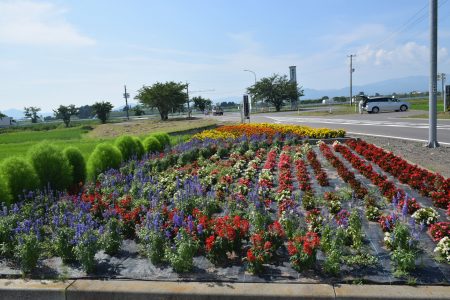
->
[0,130,448,284]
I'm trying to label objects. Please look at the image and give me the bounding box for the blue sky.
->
[1,0,450,112]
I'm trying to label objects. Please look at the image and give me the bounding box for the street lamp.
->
[243,69,256,111]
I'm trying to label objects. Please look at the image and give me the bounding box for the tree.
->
[135,82,187,121]
[92,101,114,124]
[24,107,41,123]
[54,104,79,127]
[0,111,6,119]
[78,105,93,119]
[247,74,302,112]
[192,96,212,112]
[133,105,145,116]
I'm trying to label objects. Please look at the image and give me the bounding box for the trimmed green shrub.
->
[115,135,142,161]
[0,174,12,205]
[28,142,73,191]
[143,136,162,153]
[63,147,87,186]
[87,143,122,181]
[152,133,171,148]
[132,136,145,159]
[0,157,39,203]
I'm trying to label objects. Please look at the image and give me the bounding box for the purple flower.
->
[197,224,203,235]
[401,198,408,218]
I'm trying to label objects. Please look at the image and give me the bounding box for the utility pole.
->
[428,0,439,148]
[186,82,191,119]
[123,85,130,120]
[348,54,356,106]
[440,73,446,111]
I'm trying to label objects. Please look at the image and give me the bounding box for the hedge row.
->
[0,132,171,205]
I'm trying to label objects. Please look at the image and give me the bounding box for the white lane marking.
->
[346,132,450,146]
[265,116,450,130]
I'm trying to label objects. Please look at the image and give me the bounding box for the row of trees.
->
[133,74,303,120]
[24,101,114,126]
[15,73,302,124]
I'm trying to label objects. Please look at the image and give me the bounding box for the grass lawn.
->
[0,118,216,162]
[409,98,445,111]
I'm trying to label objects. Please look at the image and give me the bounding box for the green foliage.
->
[115,135,143,161]
[152,132,171,148]
[54,226,76,263]
[87,143,122,181]
[24,106,41,123]
[63,147,87,186]
[14,232,41,274]
[99,217,123,255]
[138,227,166,265]
[0,176,12,205]
[348,210,363,250]
[143,136,162,153]
[133,105,145,116]
[73,229,98,273]
[247,74,303,111]
[28,142,73,191]
[0,157,39,203]
[53,104,79,127]
[92,101,114,124]
[135,81,187,120]
[343,252,378,267]
[192,96,212,112]
[165,228,198,272]
[132,137,145,159]
[0,214,20,256]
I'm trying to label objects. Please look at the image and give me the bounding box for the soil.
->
[349,135,450,178]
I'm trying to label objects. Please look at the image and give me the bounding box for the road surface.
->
[206,110,450,145]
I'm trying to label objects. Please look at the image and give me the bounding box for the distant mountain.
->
[302,75,428,99]
[2,108,23,119]
[1,108,52,120]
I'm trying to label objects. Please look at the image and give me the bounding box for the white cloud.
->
[0,0,95,46]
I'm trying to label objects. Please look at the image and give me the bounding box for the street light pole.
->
[347,55,356,106]
[428,0,439,148]
[244,69,257,111]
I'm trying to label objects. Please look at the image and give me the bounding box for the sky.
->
[1,0,450,113]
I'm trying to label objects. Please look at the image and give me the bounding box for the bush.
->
[115,135,142,161]
[0,176,12,205]
[87,143,122,181]
[63,147,87,186]
[143,136,162,153]
[0,157,39,203]
[152,133,171,148]
[28,142,73,191]
[133,137,145,159]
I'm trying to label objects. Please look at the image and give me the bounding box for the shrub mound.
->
[28,142,73,191]
[152,133,171,149]
[63,147,87,187]
[87,143,122,181]
[0,157,39,203]
[143,136,162,153]
[115,135,142,161]
[0,174,12,205]
[133,137,145,159]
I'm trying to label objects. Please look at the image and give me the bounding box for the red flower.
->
[247,249,256,262]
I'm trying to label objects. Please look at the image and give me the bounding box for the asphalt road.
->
[206,110,450,145]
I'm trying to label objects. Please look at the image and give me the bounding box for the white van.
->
[362,97,409,114]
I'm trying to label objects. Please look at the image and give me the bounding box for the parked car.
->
[362,97,409,113]
[212,107,223,116]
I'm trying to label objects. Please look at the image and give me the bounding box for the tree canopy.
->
[135,82,187,120]
[192,96,212,112]
[92,101,114,124]
[0,111,6,119]
[247,74,303,111]
[54,104,79,127]
[24,107,41,123]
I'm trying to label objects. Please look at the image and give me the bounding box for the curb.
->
[1,279,449,300]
